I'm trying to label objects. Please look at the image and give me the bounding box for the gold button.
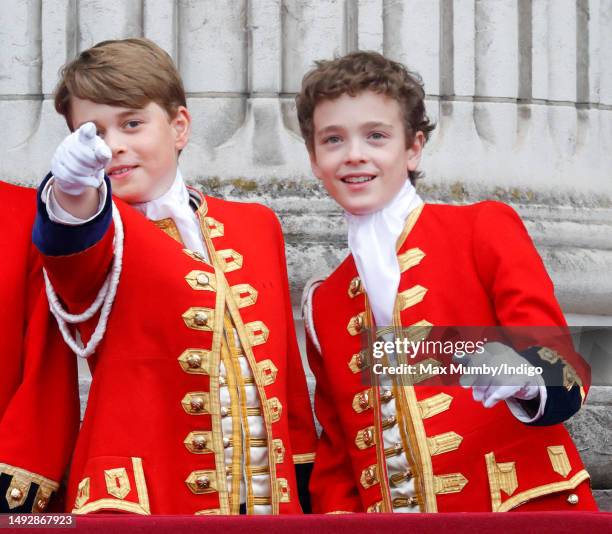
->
[355,315,364,331]
[223,437,230,448]
[225,466,232,476]
[567,493,579,505]
[394,442,402,452]
[349,277,362,297]
[193,435,207,450]
[363,429,373,446]
[219,376,226,386]
[9,488,23,500]
[196,273,209,286]
[384,416,396,426]
[220,406,229,417]
[196,475,210,489]
[381,390,393,402]
[408,496,418,507]
[194,311,208,326]
[404,468,413,480]
[356,353,365,369]
[187,354,202,369]
[190,396,204,412]
[364,468,376,485]
[359,392,369,410]
[37,498,48,510]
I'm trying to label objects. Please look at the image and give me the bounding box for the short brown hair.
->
[296,51,435,183]
[55,38,186,129]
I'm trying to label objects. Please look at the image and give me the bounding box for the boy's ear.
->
[308,150,323,180]
[172,106,191,150]
[406,131,425,172]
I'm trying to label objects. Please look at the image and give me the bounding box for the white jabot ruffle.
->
[131,169,209,260]
[345,180,423,327]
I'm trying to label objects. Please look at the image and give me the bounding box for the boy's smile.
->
[310,91,422,215]
[70,97,190,203]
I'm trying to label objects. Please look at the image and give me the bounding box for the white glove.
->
[51,122,111,196]
[457,342,544,409]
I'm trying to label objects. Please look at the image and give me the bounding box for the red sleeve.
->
[0,252,80,513]
[472,201,590,397]
[42,221,115,315]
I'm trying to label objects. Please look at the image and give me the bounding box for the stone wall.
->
[2,0,611,510]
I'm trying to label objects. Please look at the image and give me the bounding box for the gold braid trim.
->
[496,469,590,512]
[292,453,315,464]
[1,463,59,512]
[72,458,150,515]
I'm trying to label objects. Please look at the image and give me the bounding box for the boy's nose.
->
[104,131,127,155]
[345,139,368,164]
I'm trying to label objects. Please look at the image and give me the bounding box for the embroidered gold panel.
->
[182,307,215,331]
[348,351,368,373]
[352,390,371,413]
[181,392,211,415]
[427,432,463,456]
[348,277,364,298]
[231,284,258,308]
[360,465,379,489]
[257,359,278,386]
[216,249,243,272]
[152,218,183,244]
[104,468,131,500]
[185,471,218,494]
[486,452,518,511]
[433,473,468,494]
[245,321,269,346]
[547,445,572,478]
[347,312,366,336]
[398,248,425,273]
[184,431,214,454]
[268,397,283,422]
[355,426,376,450]
[273,439,285,463]
[398,285,428,311]
[204,217,224,238]
[178,349,211,374]
[277,479,290,503]
[418,393,453,419]
[74,478,90,510]
[185,270,216,292]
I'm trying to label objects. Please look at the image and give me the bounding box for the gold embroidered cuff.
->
[0,464,59,512]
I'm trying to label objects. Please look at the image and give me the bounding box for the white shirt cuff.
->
[505,384,548,423]
[42,176,107,226]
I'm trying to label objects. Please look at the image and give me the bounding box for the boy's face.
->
[310,90,422,215]
[70,97,191,203]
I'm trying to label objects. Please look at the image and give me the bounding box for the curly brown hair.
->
[54,38,186,130]
[296,51,435,183]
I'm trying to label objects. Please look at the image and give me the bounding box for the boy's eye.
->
[124,120,142,129]
[323,135,341,144]
[369,132,386,140]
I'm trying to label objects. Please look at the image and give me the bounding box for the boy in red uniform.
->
[296,52,595,513]
[33,38,316,515]
[0,182,79,513]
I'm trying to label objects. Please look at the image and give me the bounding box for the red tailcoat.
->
[0,182,79,513]
[42,194,317,515]
[306,202,595,513]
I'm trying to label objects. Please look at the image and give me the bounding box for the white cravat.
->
[346,180,423,327]
[132,169,209,260]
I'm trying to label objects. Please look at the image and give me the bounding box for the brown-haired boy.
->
[33,38,316,515]
[297,51,595,513]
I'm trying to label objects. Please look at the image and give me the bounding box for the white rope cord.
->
[44,202,124,359]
